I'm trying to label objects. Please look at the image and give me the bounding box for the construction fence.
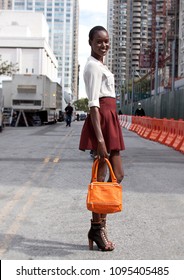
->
[122,89,184,120]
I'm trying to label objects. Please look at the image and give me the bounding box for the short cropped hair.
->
[89,26,108,41]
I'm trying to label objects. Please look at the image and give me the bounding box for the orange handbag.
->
[86,158,123,214]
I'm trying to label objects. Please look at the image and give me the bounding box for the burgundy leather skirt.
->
[79,97,125,152]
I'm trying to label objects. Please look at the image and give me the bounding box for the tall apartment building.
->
[108,0,179,95]
[109,0,129,94]
[108,0,150,93]
[179,0,184,77]
[0,0,79,100]
[106,0,113,72]
[164,0,179,83]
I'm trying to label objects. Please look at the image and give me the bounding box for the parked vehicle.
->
[0,109,3,132]
[75,111,87,121]
[2,75,63,126]
[79,113,87,121]
[32,114,42,126]
[0,92,4,132]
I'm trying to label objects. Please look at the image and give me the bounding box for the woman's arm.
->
[90,106,108,158]
[84,61,108,157]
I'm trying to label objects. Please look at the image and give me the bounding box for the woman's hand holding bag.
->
[86,158,123,214]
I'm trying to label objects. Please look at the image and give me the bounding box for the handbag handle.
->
[91,158,117,183]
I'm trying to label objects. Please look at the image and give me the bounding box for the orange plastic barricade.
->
[164,119,178,147]
[134,117,143,133]
[179,139,184,154]
[149,118,163,141]
[138,117,148,137]
[122,114,184,153]
[142,118,153,139]
[130,116,140,132]
[128,116,137,131]
[135,117,146,135]
[172,120,184,150]
[157,118,170,144]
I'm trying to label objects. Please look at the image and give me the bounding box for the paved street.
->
[0,121,184,260]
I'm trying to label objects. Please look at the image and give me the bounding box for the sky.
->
[78,0,108,98]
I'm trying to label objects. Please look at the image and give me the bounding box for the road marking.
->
[0,188,41,257]
[43,157,60,163]
[44,157,50,163]
[0,162,47,225]
[0,185,28,224]
[53,157,60,163]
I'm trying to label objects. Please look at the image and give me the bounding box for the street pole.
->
[120,85,122,112]
[154,40,159,95]
[131,67,135,115]
[123,81,126,107]
[171,40,176,94]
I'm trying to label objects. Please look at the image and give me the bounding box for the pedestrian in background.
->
[79,26,125,251]
[135,102,145,116]
[65,103,73,127]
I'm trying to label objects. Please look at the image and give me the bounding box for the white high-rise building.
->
[0,0,79,100]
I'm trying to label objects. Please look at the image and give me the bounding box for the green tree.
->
[0,55,19,76]
[73,98,89,112]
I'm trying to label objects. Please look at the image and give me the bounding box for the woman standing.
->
[79,26,125,251]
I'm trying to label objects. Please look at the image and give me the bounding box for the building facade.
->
[109,0,129,95]
[0,0,79,100]
[108,0,180,101]
[0,10,58,80]
[106,0,113,72]
[0,0,12,9]
[179,0,184,77]
[0,10,63,125]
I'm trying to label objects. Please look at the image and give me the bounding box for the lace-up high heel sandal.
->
[100,218,115,247]
[88,220,115,251]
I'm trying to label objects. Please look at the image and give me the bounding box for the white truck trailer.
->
[2,74,63,126]
[0,90,3,131]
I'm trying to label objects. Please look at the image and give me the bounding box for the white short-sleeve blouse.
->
[83,56,116,108]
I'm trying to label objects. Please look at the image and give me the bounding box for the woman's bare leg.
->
[92,152,124,221]
[92,158,107,222]
[90,156,116,249]
[109,150,124,183]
